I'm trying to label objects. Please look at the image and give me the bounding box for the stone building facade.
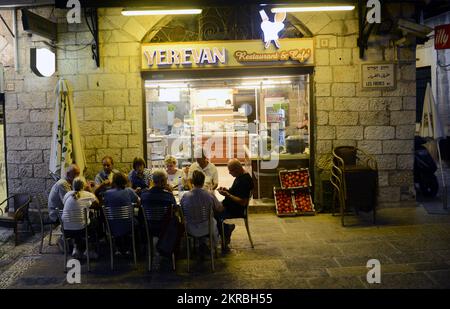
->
[1,6,417,208]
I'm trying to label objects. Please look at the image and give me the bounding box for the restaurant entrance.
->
[144,73,312,200]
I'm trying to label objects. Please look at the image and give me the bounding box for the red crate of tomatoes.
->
[293,190,315,214]
[279,168,311,189]
[274,188,296,216]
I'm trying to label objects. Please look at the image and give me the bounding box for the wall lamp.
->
[271,5,355,13]
[121,8,202,16]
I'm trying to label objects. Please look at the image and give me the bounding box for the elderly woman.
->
[164,155,187,189]
[62,177,99,259]
[128,157,152,193]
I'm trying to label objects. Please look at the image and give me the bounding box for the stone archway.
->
[140,6,313,43]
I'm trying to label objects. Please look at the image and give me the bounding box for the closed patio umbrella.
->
[49,78,86,179]
[419,83,447,209]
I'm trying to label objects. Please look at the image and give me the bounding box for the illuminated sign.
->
[141,39,314,70]
[143,47,226,66]
[259,9,286,49]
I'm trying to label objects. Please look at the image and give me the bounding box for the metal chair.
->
[332,146,378,226]
[56,207,90,272]
[36,192,58,253]
[0,193,34,246]
[181,202,217,272]
[221,194,254,250]
[102,204,137,271]
[140,202,175,272]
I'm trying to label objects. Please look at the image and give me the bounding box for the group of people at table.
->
[47,152,254,261]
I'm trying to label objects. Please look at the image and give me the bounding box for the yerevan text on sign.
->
[141,39,314,70]
[361,63,395,89]
[435,24,450,50]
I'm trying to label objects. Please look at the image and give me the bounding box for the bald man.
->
[48,164,80,222]
[217,159,254,250]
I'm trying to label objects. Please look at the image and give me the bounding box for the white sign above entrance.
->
[141,38,314,70]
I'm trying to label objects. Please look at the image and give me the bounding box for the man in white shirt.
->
[187,152,218,191]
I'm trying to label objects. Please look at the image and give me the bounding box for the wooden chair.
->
[0,193,34,245]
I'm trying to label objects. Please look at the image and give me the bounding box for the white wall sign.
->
[30,48,56,77]
[361,63,395,89]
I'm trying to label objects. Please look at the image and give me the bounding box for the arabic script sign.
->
[361,63,395,89]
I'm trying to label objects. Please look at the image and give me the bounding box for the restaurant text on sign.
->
[234,49,311,63]
[144,48,227,66]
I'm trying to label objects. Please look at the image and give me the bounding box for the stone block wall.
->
[295,10,416,207]
[2,7,416,208]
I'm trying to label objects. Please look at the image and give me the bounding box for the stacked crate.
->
[274,168,315,217]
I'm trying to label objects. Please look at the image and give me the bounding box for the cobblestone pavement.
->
[1,205,450,289]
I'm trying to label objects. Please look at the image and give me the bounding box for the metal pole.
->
[12,9,19,72]
[436,139,447,209]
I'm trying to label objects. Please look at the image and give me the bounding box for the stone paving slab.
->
[2,206,450,289]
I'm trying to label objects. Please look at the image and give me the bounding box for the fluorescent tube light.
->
[122,9,202,16]
[271,6,355,13]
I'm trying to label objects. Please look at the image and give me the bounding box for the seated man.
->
[140,169,177,235]
[181,170,223,254]
[48,164,80,223]
[187,151,218,192]
[94,155,120,199]
[48,164,80,252]
[217,159,254,250]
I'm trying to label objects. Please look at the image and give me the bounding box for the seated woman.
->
[128,157,152,193]
[62,177,99,259]
[164,155,187,190]
[103,172,141,255]
[180,170,223,253]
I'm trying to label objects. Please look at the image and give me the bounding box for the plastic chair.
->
[102,204,137,271]
[140,202,175,272]
[0,193,34,245]
[221,194,254,250]
[36,192,58,253]
[332,146,378,226]
[181,203,217,272]
[56,208,89,272]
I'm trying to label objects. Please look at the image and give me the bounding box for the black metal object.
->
[21,8,57,41]
[84,7,99,67]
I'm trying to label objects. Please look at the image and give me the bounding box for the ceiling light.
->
[271,5,355,13]
[122,9,202,16]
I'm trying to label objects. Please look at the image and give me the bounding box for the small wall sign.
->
[361,63,395,89]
